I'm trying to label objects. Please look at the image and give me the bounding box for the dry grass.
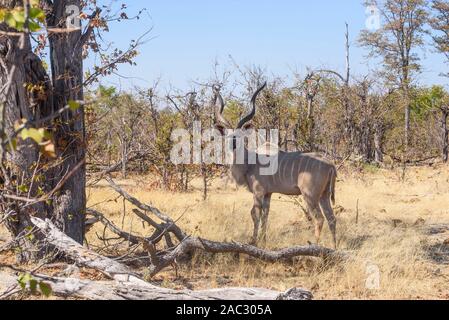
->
[1,164,448,299]
[82,164,449,300]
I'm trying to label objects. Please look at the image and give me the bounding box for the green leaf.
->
[20,128,46,144]
[29,279,38,294]
[18,185,29,193]
[28,20,41,32]
[26,232,35,241]
[42,129,52,140]
[41,60,49,71]
[29,7,45,22]
[5,13,17,29]
[68,100,81,111]
[39,282,52,297]
[12,10,25,24]
[0,9,7,21]
[18,273,31,290]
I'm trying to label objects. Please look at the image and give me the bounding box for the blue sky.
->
[90,0,449,91]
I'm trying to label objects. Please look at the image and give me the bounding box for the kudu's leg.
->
[259,193,272,245]
[320,197,337,249]
[250,195,264,245]
[299,198,314,222]
[304,197,325,245]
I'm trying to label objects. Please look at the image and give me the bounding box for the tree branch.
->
[25,217,313,300]
[146,236,344,277]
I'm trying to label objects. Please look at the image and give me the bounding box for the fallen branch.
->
[85,208,343,278]
[86,209,179,250]
[105,176,187,241]
[132,209,185,243]
[89,182,344,278]
[30,217,139,282]
[25,218,312,300]
[147,237,343,277]
[0,272,312,300]
[106,176,173,222]
[386,153,439,165]
[86,209,146,245]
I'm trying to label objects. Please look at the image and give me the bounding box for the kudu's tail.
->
[329,166,337,205]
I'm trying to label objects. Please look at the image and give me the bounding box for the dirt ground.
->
[1,164,449,299]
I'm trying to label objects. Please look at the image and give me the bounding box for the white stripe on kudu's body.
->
[213,83,338,249]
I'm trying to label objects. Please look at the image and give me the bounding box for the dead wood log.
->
[0,272,312,300]
[18,218,313,300]
[87,179,344,278]
[84,208,343,278]
[147,237,343,277]
[30,217,140,282]
[85,178,344,283]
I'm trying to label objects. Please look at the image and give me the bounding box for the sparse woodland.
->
[0,0,449,300]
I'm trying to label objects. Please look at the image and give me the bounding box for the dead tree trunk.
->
[441,106,449,163]
[374,122,384,163]
[46,0,87,244]
[0,0,53,261]
[0,1,88,253]
[0,272,313,300]
[120,135,127,179]
[19,217,313,301]
[404,91,411,148]
[357,83,372,162]
[302,73,321,151]
[306,96,315,149]
[343,23,356,157]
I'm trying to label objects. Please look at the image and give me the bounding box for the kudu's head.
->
[213,82,267,152]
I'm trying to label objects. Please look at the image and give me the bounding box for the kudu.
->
[213,83,338,249]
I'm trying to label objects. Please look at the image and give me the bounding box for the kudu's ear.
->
[214,124,227,135]
[242,123,254,131]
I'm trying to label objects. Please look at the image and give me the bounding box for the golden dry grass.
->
[83,164,449,300]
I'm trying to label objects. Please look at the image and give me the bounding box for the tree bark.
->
[405,101,411,147]
[0,0,53,261]
[46,0,86,244]
[0,1,87,256]
[442,107,449,163]
[403,75,411,148]
[306,97,315,150]
[374,122,384,163]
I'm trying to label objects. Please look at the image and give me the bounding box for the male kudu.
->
[213,83,338,249]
